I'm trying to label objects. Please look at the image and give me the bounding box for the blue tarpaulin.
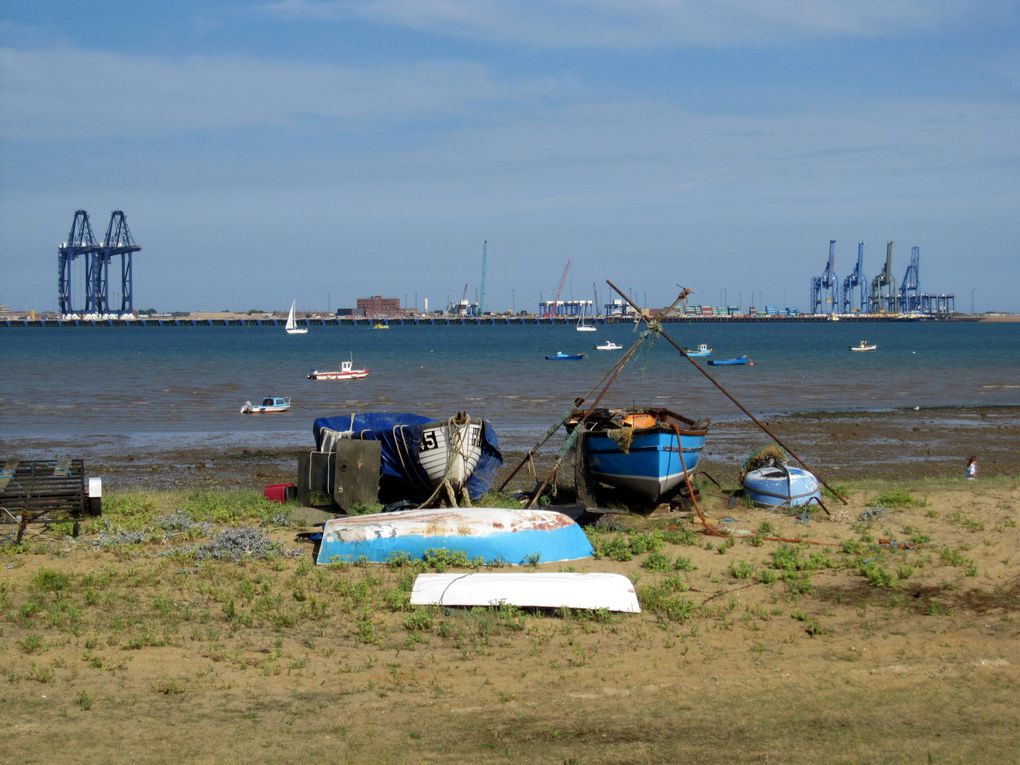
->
[312,412,503,500]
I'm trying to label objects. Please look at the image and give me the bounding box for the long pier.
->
[1,315,965,328]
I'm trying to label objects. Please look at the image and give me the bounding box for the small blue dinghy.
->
[742,466,821,507]
[707,355,751,366]
[546,351,585,361]
[316,507,594,565]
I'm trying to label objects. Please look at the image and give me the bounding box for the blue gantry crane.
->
[840,241,865,314]
[899,245,920,313]
[57,209,141,315]
[57,210,102,314]
[100,211,142,313]
[809,240,840,315]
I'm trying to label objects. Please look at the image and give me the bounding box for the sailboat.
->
[576,284,597,332]
[285,300,308,335]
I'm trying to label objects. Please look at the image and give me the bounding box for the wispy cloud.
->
[0,46,497,140]
[260,0,992,47]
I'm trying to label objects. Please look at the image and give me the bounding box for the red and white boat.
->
[308,358,369,381]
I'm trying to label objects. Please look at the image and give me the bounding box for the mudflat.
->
[1,409,1018,763]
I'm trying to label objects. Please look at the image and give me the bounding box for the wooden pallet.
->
[0,458,95,542]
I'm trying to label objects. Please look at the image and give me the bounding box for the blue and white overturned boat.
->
[569,408,709,503]
[742,466,821,507]
[316,507,593,565]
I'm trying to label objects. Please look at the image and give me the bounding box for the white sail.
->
[285,300,308,334]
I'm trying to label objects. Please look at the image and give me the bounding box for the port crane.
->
[809,240,840,315]
[57,210,102,314]
[841,241,865,314]
[544,257,572,317]
[899,246,920,313]
[869,241,898,313]
[478,241,488,315]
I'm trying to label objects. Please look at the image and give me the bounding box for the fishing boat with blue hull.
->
[546,351,585,361]
[708,355,751,366]
[316,507,593,565]
[683,343,712,357]
[568,408,710,503]
[742,466,821,507]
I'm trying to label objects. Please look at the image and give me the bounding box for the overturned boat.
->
[742,466,821,507]
[568,407,709,503]
[313,411,502,501]
[316,507,593,565]
[410,572,640,612]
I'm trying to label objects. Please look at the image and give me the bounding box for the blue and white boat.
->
[742,466,821,507]
[546,351,585,361]
[316,507,594,565]
[708,355,751,366]
[683,343,712,357]
[568,408,710,503]
[240,396,290,414]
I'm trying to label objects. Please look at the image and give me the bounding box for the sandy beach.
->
[1,407,1018,763]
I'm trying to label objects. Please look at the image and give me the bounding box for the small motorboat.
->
[316,507,593,565]
[742,466,821,507]
[850,340,877,352]
[285,300,307,335]
[708,355,752,366]
[372,322,390,330]
[683,343,712,357]
[595,341,623,351]
[567,407,709,503]
[241,396,290,414]
[308,358,369,380]
[546,351,585,360]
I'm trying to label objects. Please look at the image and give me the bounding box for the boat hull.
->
[316,507,593,565]
[585,430,706,502]
[708,356,748,366]
[416,421,483,489]
[742,466,821,507]
[308,370,369,380]
[410,572,640,612]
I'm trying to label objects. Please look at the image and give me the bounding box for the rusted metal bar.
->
[606,279,847,506]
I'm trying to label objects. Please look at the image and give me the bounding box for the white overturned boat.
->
[316,507,594,565]
[415,416,483,490]
[411,572,640,612]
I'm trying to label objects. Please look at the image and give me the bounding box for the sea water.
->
[1,322,1018,454]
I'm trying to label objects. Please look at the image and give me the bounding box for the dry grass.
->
[1,476,1018,763]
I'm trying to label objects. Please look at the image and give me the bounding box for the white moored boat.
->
[850,340,877,352]
[241,396,291,414]
[595,340,623,351]
[308,358,369,380]
[285,300,308,335]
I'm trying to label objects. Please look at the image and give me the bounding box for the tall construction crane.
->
[841,241,865,314]
[57,210,102,315]
[899,245,920,313]
[100,210,141,314]
[478,240,488,315]
[869,241,898,313]
[809,240,840,315]
[544,257,572,317]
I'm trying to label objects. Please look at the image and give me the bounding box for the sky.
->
[1,1,1018,314]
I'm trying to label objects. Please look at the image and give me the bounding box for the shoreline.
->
[4,405,1017,492]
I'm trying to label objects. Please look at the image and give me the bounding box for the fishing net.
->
[740,443,788,478]
[606,427,635,453]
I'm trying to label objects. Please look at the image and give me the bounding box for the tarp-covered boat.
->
[410,572,640,612]
[316,507,593,565]
[313,412,502,501]
[568,407,709,503]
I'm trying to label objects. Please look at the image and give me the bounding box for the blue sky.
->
[2,1,1018,313]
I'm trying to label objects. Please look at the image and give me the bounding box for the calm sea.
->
[1,322,1018,454]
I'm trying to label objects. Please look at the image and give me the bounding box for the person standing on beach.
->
[965,456,977,479]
